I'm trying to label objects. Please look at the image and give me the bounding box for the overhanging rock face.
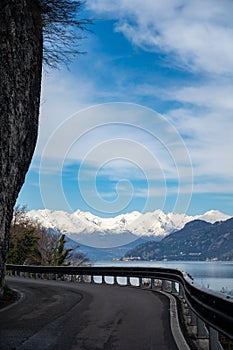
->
[0,0,42,295]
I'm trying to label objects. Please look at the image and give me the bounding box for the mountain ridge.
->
[26,208,231,249]
[124,218,233,261]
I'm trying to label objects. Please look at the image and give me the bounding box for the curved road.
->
[0,277,178,350]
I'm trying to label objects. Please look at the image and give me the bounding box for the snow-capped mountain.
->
[26,209,231,248]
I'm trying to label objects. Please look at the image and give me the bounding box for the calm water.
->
[95,261,233,295]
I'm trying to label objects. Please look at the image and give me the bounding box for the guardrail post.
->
[102,275,105,284]
[179,284,185,298]
[171,281,178,293]
[138,277,142,287]
[69,274,73,282]
[197,317,209,339]
[190,310,197,326]
[156,279,162,290]
[162,279,167,291]
[77,275,83,283]
[127,276,131,286]
[151,278,155,289]
[195,317,209,350]
[185,309,198,338]
[209,327,224,350]
[113,276,118,285]
[90,275,94,284]
[183,301,190,316]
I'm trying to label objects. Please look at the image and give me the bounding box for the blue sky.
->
[18,0,233,217]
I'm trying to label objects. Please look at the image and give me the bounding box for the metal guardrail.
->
[6,264,233,341]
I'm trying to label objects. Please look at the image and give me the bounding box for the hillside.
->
[64,235,156,261]
[124,218,233,261]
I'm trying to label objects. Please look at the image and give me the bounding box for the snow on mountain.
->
[26,208,231,248]
[124,210,191,237]
[192,210,229,224]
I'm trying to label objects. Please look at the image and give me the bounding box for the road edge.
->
[159,290,190,350]
[0,288,24,313]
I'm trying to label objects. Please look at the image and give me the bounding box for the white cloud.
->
[128,79,233,187]
[167,107,233,183]
[38,103,192,187]
[87,0,233,74]
[134,80,233,111]
[36,70,97,156]
[32,1,233,207]
[167,82,233,110]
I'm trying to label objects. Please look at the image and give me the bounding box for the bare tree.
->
[0,0,91,295]
[36,230,91,267]
[36,229,59,265]
[41,0,92,68]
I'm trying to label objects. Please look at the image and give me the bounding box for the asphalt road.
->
[0,277,178,350]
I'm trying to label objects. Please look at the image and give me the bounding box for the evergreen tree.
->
[52,234,73,266]
[7,228,40,265]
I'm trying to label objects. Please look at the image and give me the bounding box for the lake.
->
[95,260,233,295]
